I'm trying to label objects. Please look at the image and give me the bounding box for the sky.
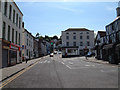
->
[15,1,118,37]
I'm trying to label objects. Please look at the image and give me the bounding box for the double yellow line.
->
[0,61,39,88]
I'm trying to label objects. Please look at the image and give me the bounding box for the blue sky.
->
[16,2,118,37]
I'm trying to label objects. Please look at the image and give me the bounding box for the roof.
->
[24,28,34,38]
[98,31,106,37]
[12,0,23,16]
[106,16,120,27]
[65,28,91,31]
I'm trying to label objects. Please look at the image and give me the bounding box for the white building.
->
[0,0,23,68]
[61,28,94,57]
[22,28,34,60]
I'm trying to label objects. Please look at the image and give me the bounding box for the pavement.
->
[0,56,47,82]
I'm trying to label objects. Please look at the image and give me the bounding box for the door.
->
[2,49,8,68]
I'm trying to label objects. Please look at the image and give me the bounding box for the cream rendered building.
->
[22,28,34,60]
[0,0,23,68]
[61,28,94,57]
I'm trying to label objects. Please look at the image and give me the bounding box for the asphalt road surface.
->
[2,54,118,88]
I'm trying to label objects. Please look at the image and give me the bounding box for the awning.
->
[116,43,120,48]
[103,44,114,49]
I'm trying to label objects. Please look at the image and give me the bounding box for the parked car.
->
[50,53,54,57]
[54,51,57,54]
[58,51,61,54]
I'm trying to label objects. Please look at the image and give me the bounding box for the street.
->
[2,54,118,88]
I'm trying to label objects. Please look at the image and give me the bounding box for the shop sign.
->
[10,45,19,50]
[3,46,10,49]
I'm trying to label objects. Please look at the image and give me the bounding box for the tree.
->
[35,32,40,39]
[52,35,58,40]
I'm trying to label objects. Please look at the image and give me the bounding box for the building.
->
[33,37,39,58]
[102,2,120,64]
[0,0,23,68]
[94,31,106,60]
[61,28,94,57]
[38,38,51,57]
[22,27,34,60]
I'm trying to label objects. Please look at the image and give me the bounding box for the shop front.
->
[9,43,21,66]
[115,43,120,64]
[102,44,118,64]
[1,39,10,68]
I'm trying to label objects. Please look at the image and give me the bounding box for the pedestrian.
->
[25,56,28,63]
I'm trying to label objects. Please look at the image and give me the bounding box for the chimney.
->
[22,22,24,28]
[116,1,120,17]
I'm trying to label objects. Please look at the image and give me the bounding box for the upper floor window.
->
[86,32,89,34]
[13,9,15,23]
[87,41,90,46]
[19,17,21,29]
[16,31,17,44]
[73,32,76,34]
[73,36,76,39]
[80,36,82,39]
[87,36,89,39]
[66,42,69,46]
[80,32,83,34]
[9,5,12,20]
[12,28,14,43]
[4,1,7,16]
[2,22,6,40]
[80,42,83,46]
[73,42,76,46]
[8,25,10,41]
[16,13,18,26]
[66,32,69,34]
[66,36,69,40]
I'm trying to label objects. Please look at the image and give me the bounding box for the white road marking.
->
[66,65,72,69]
[69,62,73,65]
[47,61,50,63]
[44,60,48,63]
[85,65,91,67]
[61,62,65,65]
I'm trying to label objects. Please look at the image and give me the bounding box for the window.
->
[2,22,6,40]
[86,32,89,34]
[9,5,12,20]
[19,17,21,29]
[80,42,83,46]
[87,42,90,46]
[87,36,89,39]
[27,39,28,46]
[4,1,7,16]
[73,32,76,34]
[16,31,17,44]
[0,0,1,12]
[66,36,69,40]
[19,33,20,45]
[8,25,10,41]
[73,42,76,46]
[16,13,18,26]
[66,42,69,46]
[66,32,69,34]
[73,36,76,39]
[12,28,14,43]
[80,36,82,39]
[13,9,15,23]
[80,32,83,34]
